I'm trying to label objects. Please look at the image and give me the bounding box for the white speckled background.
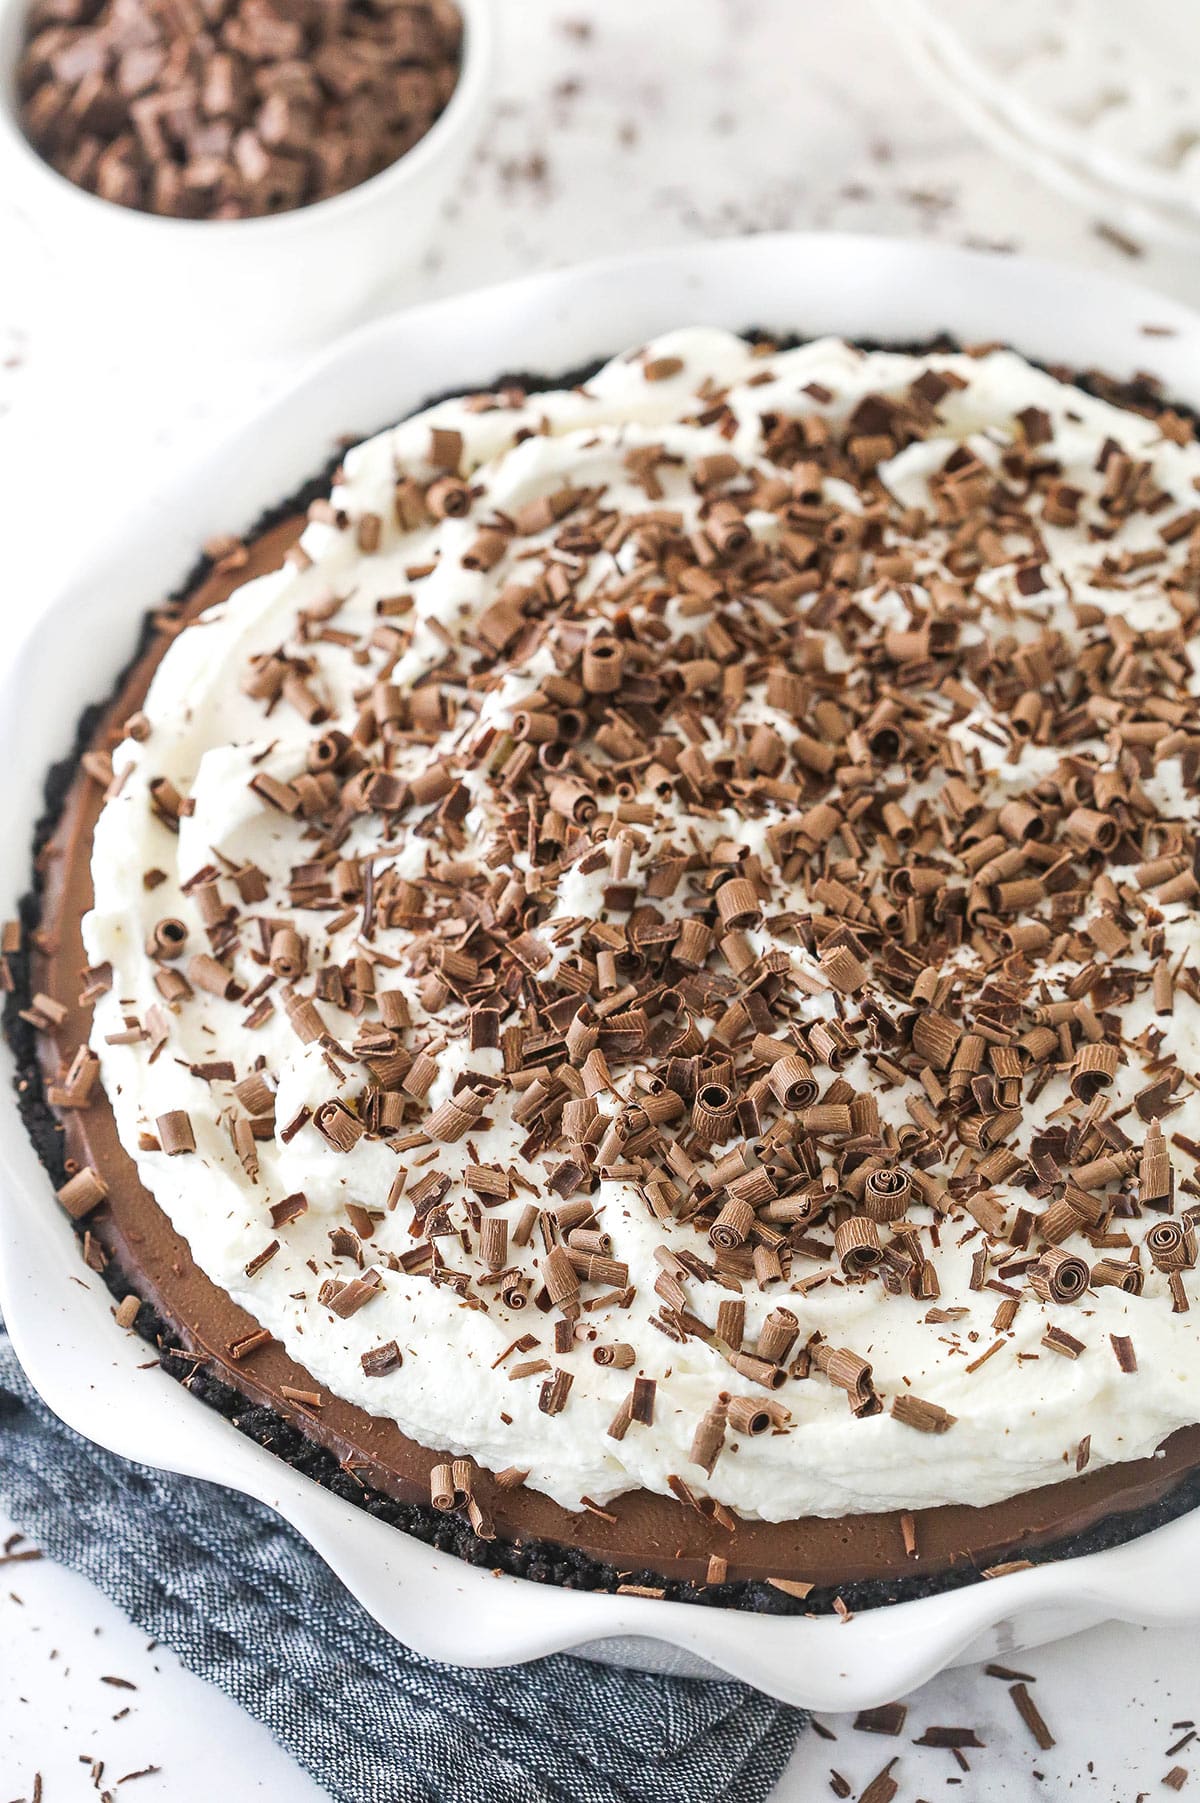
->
[2,1,1200,1795]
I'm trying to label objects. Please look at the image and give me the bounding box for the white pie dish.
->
[2,232,1200,1710]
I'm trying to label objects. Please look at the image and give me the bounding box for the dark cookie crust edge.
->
[6,332,1200,1617]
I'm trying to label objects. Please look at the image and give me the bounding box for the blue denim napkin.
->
[0,1327,805,1802]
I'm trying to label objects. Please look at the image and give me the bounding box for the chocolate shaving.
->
[1008,1681,1055,1750]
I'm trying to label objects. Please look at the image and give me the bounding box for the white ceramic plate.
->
[4,235,1200,1711]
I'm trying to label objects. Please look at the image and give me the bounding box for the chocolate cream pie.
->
[12,328,1200,1612]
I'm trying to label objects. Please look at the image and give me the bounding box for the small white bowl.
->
[0,0,495,351]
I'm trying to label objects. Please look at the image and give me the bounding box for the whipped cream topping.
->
[82,328,1200,1522]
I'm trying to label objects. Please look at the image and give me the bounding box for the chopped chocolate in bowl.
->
[12,325,1200,1611]
[15,0,463,220]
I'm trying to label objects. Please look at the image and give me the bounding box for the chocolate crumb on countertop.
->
[1008,1680,1055,1751]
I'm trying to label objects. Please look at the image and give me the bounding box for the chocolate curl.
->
[1070,1041,1119,1103]
[690,1400,727,1474]
[567,1227,611,1257]
[1072,1148,1138,1190]
[511,708,557,744]
[811,1341,879,1416]
[269,927,306,980]
[862,1166,912,1223]
[963,1191,1008,1239]
[715,1297,745,1348]
[1036,1197,1087,1245]
[430,1464,456,1512]
[716,877,761,932]
[1147,1221,1196,1272]
[463,529,509,572]
[716,934,754,980]
[891,1395,956,1434]
[242,654,287,703]
[47,1044,101,1110]
[499,1272,531,1311]
[56,1165,108,1220]
[911,1009,958,1060]
[593,1344,636,1369]
[146,917,188,961]
[641,1089,685,1128]
[691,1082,737,1146]
[426,475,470,519]
[479,1216,508,1272]
[747,723,785,776]
[1017,1023,1059,1067]
[539,1370,574,1416]
[819,944,867,995]
[799,1103,852,1136]
[148,775,184,829]
[542,1245,581,1321]
[1064,806,1119,852]
[724,1352,786,1390]
[694,452,741,489]
[564,1008,599,1065]
[192,882,232,933]
[725,1165,776,1210]
[312,1100,364,1153]
[232,1115,258,1181]
[706,498,751,555]
[766,1053,819,1110]
[581,638,625,695]
[231,861,264,903]
[156,1110,196,1156]
[708,1196,754,1251]
[425,1087,485,1143]
[753,1244,782,1287]
[835,1216,882,1275]
[724,1395,789,1436]
[402,1049,439,1100]
[1029,1248,1089,1304]
[567,1252,630,1288]
[187,952,240,999]
[1140,1121,1174,1209]
[997,797,1048,841]
[1091,1258,1145,1295]
[551,1200,594,1233]
[1136,853,1189,892]
[508,1204,533,1247]
[674,918,714,968]
[606,1394,634,1440]
[547,778,597,824]
[948,1032,985,1102]
[1154,870,1199,906]
[757,1308,799,1365]
[329,1269,384,1318]
[280,671,326,725]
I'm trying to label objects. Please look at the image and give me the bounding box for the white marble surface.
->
[2,0,1200,1796]
[5,1493,1200,1803]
